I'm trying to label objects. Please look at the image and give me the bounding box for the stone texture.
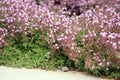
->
[61,66,69,72]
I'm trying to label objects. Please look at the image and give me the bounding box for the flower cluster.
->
[0,28,7,47]
[80,5,120,69]
[0,0,47,36]
[47,14,79,60]
[0,0,80,61]
[0,0,120,70]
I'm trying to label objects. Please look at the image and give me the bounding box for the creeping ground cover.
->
[0,0,120,79]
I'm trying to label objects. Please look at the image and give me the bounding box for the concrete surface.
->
[0,66,111,80]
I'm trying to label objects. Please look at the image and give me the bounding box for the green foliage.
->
[0,22,2,27]
[109,72,120,80]
[76,58,85,71]
[0,29,74,70]
[0,45,73,70]
[108,63,120,79]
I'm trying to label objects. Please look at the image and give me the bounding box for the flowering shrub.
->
[77,5,120,70]
[0,0,80,61]
[0,0,120,79]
